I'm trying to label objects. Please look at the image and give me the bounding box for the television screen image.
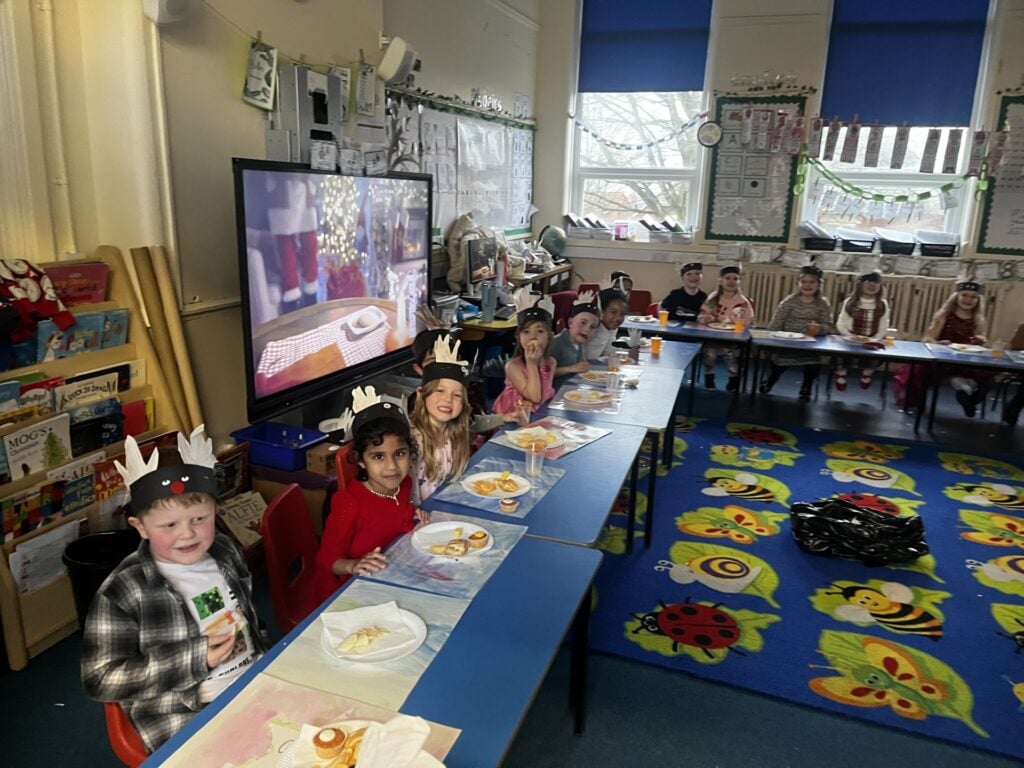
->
[234,159,431,420]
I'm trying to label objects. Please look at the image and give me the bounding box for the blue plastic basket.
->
[230,422,327,471]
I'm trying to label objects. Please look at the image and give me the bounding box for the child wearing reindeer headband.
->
[313,386,425,602]
[411,334,472,503]
[550,290,600,383]
[492,291,557,419]
[81,426,268,754]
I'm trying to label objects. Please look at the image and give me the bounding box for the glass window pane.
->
[578,92,703,170]
[811,180,956,235]
[816,126,964,173]
[582,177,690,222]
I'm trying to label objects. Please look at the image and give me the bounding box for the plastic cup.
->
[650,335,663,355]
[733,319,745,334]
[605,372,619,391]
[515,404,531,427]
[992,342,1005,358]
[884,329,897,346]
[525,442,546,477]
[606,355,620,373]
[658,309,669,327]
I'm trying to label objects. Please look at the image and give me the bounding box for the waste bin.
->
[62,530,141,624]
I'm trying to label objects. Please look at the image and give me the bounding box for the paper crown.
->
[570,290,600,318]
[350,385,405,437]
[857,271,881,284]
[597,287,626,311]
[799,264,824,279]
[422,334,470,385]
[513,289,554,327]
[719,265,741,277]
[680,262,703,275]
[115,425,218,513]
[955,280,984,294]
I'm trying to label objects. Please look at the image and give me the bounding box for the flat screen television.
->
[233,158,431,421]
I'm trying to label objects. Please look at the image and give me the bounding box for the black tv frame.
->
[232,157,433,423]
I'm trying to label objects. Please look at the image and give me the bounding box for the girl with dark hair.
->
[313,387,423,602]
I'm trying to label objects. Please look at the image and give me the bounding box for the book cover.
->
[65,311,104,356]
[19,376,62,415]
[68,397,123,456]
[2,489,40,542]
[121,399,148,437]
[2,412,72,479]
[36,319,72,362]
[101,308,129,348]
[143,396,155,431]
[47,450,104,515]
[216,490,266,549]
[0,380,20,412]
[43,262,109,306]
[54,372,118,410]
[66,361,138,392]
[215,442,251,501]
[93,456,129,530]
[10,339,38,369]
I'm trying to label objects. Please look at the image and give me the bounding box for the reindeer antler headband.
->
[570,289,600,318]
[350,385,405,437]
[115,425,218,512]
[513,288,554,328]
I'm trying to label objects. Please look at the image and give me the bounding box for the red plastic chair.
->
[628,290,652,313]
[261,484,319,633]
[551,290,577,332]
[333,443,360,489]
[577,282,600,295]
[647,302,660,316]
[104,702,147,767]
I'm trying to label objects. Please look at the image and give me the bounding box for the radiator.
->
[740,265,1016,339]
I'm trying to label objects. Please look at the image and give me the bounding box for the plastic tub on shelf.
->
[230,422,328,471]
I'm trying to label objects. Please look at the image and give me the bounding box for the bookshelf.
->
[0,247,184,669]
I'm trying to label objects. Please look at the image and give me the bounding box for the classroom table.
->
[539,361,691,550]
[427,421,647,549]
[922,344,1024,430]
[144,537,603,768]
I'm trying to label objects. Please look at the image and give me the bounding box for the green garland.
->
[386,86,536,131]
[794,155,982,202]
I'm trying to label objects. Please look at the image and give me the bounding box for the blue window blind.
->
[821,0,988,126]
[578,0,713,92]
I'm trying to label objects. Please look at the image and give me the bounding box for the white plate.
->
[320,610,426,663]
[412,521,494,558]
[842,334,872,344]
[708,322,736,331]
[342,306,387,336]
[579,370,611,383]
[461,471,532,499]
[949,343,987,354]
[772,331,812,340]
[277,720,370,768]
[506,427,566,449]
[628,315,657,323]
[564,389,613,405]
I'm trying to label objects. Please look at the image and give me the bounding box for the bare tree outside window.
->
[572,92,704,225]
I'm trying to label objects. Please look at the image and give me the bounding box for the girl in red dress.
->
[313,386,425,603]
[894,281,990,415]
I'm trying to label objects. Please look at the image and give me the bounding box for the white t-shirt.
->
[156,554,259,702]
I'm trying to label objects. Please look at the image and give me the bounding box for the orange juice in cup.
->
[650,335,663,355]
[607,355,620,373]
[733,319,746,334]
[658,309,669,327]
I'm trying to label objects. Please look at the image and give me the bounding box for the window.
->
[803,126,967,235]
[571,91,704,226]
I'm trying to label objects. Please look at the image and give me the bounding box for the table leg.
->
[912,363,924,433]
[645,431,659,550]
[625,455,639,555]
[663,408,675,470]
[928,366,940,432]
[750,347,761,403]
[570,584,593,735]
[687,354,698,415]
[739,340,752,395]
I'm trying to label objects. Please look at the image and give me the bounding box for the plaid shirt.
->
[81,535,267,753]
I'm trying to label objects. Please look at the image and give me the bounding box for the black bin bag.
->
[789,498,928,567]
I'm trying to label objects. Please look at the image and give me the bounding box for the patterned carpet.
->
[592,419,1024,760]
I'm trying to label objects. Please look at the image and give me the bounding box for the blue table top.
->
[403,537,602,766]
[751,334,937,363]
[428,422,647,547]
[633,339,702,371]
[542,365,686,432]
[623,319,751,343]
[146,537,602,768]
[925,342,1024,371]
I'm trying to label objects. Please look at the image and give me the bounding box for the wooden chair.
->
[333,443,360,489]
[261,484,319,634]
[627,290,652,314]
[103,702,148,767]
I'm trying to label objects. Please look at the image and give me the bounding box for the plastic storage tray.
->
[231,422,327,471]
[801,238,838,251]
[879,240,915,255]
[841,238,876,253]
[919,243,958,257]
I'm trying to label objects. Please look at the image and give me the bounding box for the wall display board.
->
[978,95,1024,255]
[386,91,534,238]
[704,95,805,243]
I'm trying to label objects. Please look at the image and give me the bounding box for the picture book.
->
[47,450,104,515]
[93,456,129,530]
[68,397,123,456]
[101,308,129,348]
[19,376,62,415]
[11,339,37,368]
[215,442,251,501]
[0,380,20,412]
[54,372,119,410]
[216,490,266,549]
[66,359,144,392]
[1,481,64,542]
[2,413,72,479]
[35,319,71,362]
[121,398,149,437]
[64,311,104,356]
[43,262,109,306]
